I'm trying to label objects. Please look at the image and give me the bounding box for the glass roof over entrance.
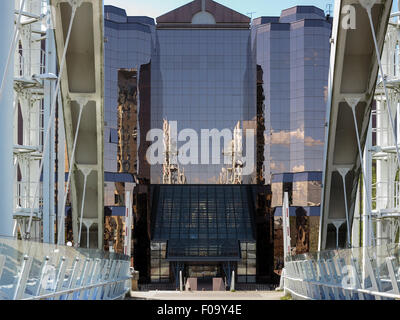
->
[151,185,256,261]
[166,239,241,262]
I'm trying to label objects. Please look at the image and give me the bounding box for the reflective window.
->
[150,241,169,283]
[237,242,257,283]
[151,29,256,184]
[253,18,331,183]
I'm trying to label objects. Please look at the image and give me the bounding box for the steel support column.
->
[0,0,16,237]
[43,24,57,243]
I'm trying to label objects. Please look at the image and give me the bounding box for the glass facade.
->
[150,242,169,283]
[252,8,331,264]
[252,7,331,183]
[272,171,322,265]
[103,6,155,253]
[104,3,257,191]
[238,242,257,283]
[271,171,322,208]
[102,2,331,284]
[104,6,153,174]
[151,28,256,184]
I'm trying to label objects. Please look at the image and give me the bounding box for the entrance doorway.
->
[185,264,223,291]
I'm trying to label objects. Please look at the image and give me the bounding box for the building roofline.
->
[156,0,250,27]
[280,5,326,17]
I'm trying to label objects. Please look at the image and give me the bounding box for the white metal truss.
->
[12,0,58,242]
[363,8,400,248]
[0,1,132,300]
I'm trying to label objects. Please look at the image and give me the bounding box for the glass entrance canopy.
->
[151,185,255,261]
[166,239,241,262]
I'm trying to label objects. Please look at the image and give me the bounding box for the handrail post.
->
[66,257,80,300]
[95,260,109,300]
[386,257,400,295]
[14,255,33,300]
[35,256,50,297]
[87,258,101,299]
[103,260,117,299]
[0,255,5,281]
[53,256,67,300]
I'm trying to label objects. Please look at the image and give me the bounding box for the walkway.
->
[128,290,285,300]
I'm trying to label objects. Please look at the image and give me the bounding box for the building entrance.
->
[187,264,220,279]
[185,263,224,291]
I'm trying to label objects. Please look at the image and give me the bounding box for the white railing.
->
[0,237,131,300]
[283,245,400,300]
[371,181,400,211]
[16,47,46,80]
[15,181,43,212]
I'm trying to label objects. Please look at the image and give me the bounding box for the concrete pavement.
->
[128,290,285,300]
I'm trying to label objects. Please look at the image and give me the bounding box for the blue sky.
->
[103,0,399,20]
[103,0,335,19]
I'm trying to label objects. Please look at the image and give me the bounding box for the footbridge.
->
[283,0,400,300]
[0,238,130,300]
[319,0,394,250]
[0,0,131,300]
[51,0,105,249]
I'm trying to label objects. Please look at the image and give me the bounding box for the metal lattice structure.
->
[284,0,400,300]
[12,0,59,242]
[364,13,400,249]
[0,1,132,300]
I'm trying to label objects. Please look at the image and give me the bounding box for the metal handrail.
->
[23,276,131,300]
[0,237,131,300]
[283,272,400,300]
[283,244,400,300]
